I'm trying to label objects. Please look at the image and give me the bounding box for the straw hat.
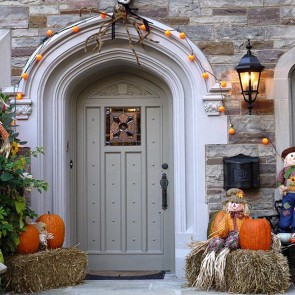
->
[224,188,247,204]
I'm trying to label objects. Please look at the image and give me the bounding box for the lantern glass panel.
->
[240,71,260,92]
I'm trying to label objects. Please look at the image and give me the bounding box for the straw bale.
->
[185,248,205,287]
[3,247,88,294]
[186,248,291,294]
[226,249,290,294]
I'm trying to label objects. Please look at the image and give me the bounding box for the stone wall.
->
[0,0,292,215]
[0,1,292,87]
[206,143,278,217]
[205,121,280,222]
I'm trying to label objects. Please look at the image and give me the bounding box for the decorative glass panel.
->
[105,107,141,146]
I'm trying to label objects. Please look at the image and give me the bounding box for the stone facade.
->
[0,0,293,216]
[0,1,290,84]
[206,143,277,217]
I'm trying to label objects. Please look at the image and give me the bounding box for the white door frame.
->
[272,46,295,173]
[15,17,227,276]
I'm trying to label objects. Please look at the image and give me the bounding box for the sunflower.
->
[10,141,19,156]
[20,156,26,169]
[236,191,244,198]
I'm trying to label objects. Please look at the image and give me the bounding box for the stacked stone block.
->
[206,143,278,217]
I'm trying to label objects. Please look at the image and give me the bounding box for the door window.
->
[105,107,141,146]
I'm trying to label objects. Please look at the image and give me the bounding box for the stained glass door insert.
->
[105,107,141,146]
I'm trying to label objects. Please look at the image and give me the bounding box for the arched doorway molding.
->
[17,17,227,276]
[273,47,295,172]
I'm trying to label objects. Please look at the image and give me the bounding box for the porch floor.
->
[31,274,295,295]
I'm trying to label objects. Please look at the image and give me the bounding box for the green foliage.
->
[0,92,48,255]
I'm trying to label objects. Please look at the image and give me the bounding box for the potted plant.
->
[0,91,48,288]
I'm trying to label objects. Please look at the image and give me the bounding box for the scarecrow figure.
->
[34,221,54,249]
[208,188,251,248]
[0,123,10,275]
[194,188,251,290]
[277,146,295,234]
[0,122,10,158]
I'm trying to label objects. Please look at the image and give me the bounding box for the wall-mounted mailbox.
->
[223,154,259,190]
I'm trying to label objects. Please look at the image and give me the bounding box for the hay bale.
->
[186,248,291,294]
[3,247,88,294]
[225,250,290,294]
[185,248,205,286]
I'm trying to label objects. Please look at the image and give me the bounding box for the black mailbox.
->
[223,154,259,190]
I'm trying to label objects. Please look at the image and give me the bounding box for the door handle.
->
[160,173,169,211]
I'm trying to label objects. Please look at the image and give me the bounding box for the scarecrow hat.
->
[281,146,295,159]
[224,188,248,205]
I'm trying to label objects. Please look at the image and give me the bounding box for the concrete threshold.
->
[32,274,295,295]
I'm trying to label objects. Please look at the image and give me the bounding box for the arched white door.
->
[76,74,174,271]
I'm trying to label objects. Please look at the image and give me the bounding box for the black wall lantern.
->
[235,39,265,115]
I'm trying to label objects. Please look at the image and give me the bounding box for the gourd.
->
[36,212,65,249]
[239,218,272,250]
[17,224,40,254]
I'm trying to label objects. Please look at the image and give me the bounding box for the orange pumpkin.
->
[239,218,272,250]
[36,212,65,249]
[17,224,40,254]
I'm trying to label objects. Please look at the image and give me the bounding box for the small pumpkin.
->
[36,212,65,249]
[17,224,40,254]
[239,218,272,251]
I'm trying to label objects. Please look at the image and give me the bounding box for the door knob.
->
[162,163,168,169]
